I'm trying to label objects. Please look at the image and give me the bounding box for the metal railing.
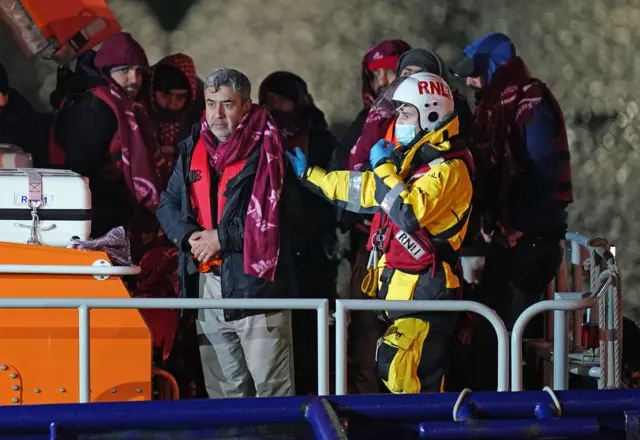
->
[511,297,596,391]
[334,299,510,393]
[0,291,330,403]
[0,264,140,276]
[513,232,622,391]
[0,264,510,402]
[0,230,622,400]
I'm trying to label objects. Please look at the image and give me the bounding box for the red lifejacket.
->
[189,137,247,229]
[49,86,127,168]
[367,148,474,272]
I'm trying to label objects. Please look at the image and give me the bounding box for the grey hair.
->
[204,68,252,102]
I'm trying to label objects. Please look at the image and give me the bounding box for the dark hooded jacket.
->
[0,89,51,167]
[0,62,51,166]
[456,32,570,237]
[259,71,339,300]
[51,32,152,238]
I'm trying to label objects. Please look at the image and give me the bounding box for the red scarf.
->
[471,56,547,233]
[150,54,198,186]
[345,41,410,171]
[98,79,161,211]
[200,106,285,281]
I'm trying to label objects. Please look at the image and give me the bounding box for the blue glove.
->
[285,146,308,178]
[369,139,394,169]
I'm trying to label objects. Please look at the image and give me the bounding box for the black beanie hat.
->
[153,64,190,93]
[258,71,311,108]
[0,62,8,94]
[396,48,447,78]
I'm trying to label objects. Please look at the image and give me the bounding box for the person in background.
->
[139,54,206,399]
[49,32,161,260]
[157,68,299,398]
[337,40,412,171]
[0,61,51,167]
[332,39,411,395]
[50,50,103,110]
[287,72,474,393]
[449,32,573,390]
[147,53,200,187]
[259,71,339,395]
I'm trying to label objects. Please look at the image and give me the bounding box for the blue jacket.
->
[464,33,569,235]
[514,94,568,234]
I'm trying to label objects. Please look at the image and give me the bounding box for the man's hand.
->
[458,315,477,345]
[494,224,524,248]
[355,219,372,234]
[460,256,486,285]
[189,229,221,263]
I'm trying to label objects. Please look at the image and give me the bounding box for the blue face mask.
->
[395,124,418,146]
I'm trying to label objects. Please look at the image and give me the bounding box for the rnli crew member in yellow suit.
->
[286,72,474,393]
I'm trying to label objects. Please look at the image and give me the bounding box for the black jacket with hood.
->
[156,124,300,321]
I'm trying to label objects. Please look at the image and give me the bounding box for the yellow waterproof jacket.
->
[302,115,473,289]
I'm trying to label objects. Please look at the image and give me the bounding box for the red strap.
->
[189,138,213,230]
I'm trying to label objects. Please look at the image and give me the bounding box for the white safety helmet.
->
[392,72,455,132]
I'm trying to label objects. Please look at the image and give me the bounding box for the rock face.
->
[0,0,637,318]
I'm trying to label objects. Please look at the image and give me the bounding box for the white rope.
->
[585,240,623,389]
[452,388,472,422]
[599,261,623,388]
[585,247,608,389]
[542,386,563,417]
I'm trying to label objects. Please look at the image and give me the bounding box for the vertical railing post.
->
[335,301,348,395]
[544,282,555,341]
[316,300,330,396]
[571,241,586,348]
[78,305,90,403]
[553,309,568,390]
[556,241,570,349]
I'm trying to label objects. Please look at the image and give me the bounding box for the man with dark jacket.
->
[259,71,339,395]
[0,62,50,167]
[49,32,161,257]
[448,32,573,390]
[331,40,411,395]
[156,68,296,398]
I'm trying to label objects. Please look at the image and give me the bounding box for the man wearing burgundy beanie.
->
[50,32,161,260]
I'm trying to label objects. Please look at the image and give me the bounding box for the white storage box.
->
[0,144,33,168]
[0,168,91,247]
